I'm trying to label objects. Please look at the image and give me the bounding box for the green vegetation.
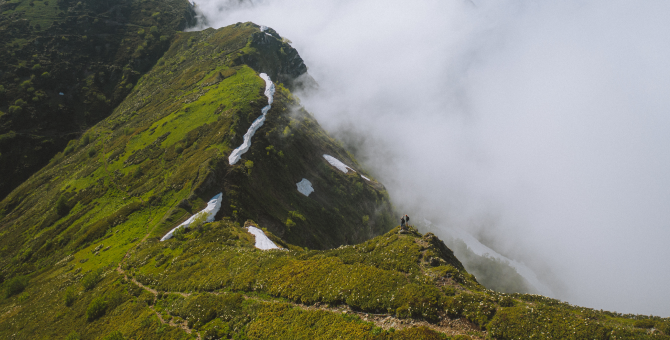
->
[86,296,108,321]
[0,20,667,340]
[0,0,197,199]
[64,286,77,307]
[4,275,28,298]
[0,23,394,292]
[65,332,81,340]
[103,331,126,340]
[81,268,103,291]
[126,224,471,320]
[56,195,70,216]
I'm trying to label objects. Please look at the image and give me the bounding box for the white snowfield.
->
[229,73,276,165]
[247,226,280,250]
[323,154,355,173]
[260,25,268,32]
[296,178,314,196]
[161,193,223,241]
[360,175,371,181]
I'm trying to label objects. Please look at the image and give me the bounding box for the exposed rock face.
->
[232,24,317,92]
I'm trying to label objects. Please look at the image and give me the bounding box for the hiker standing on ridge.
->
[400,215,406,230]
[405,214,410,227]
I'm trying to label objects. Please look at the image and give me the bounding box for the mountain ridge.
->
[0,9,668,339]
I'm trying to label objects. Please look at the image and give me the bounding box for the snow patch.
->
[260,73,275,104]
[161,193,223,241]
[247,226,280,250]
[228,73,275,165]
[260,25,268,32]
[360,175,371,181]
[323,154,355,173]
[59,92,64,96]
[296,178,314,196]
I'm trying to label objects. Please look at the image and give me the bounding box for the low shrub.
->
[441,286,456,296]
[64,286,77,306]
[451,335,472,340]
[443,293,497,328]
[498,295,516,307]
[487,305,612,340]
[103,330,125,340]
[633,319,655,329]
[396,305,411,319]
[56,195,70,216]
[86,296,107,321]
[660,321,670,335]
[173,226,188,241]
[4,276,28,298]
[17,292,30,303]
[138,290,155,306]
[64,144,75,155]
[8,106,22,114]
[81,268,103,291]
[65,332,81,340]
[202,318,229,339]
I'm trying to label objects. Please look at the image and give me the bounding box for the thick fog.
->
[191,0,670,316]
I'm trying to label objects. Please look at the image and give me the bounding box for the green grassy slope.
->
[2,220,667,339]
[0,0,196,199]
[0,20,668,340]
[0,22,394,286]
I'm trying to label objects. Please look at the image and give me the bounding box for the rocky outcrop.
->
[231,24,317,92]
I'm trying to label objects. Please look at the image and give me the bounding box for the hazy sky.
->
[192,0,670,316]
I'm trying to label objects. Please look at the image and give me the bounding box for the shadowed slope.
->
[0,0,197,199]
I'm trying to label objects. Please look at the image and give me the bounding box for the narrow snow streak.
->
[296,178,314,196]
[360,175,371,181]
[228,73,275,165]
[323,154,355,173]
[247,226,280,250]
[161,193,223,241]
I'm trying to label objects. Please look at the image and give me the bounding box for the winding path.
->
[115,236,485,339]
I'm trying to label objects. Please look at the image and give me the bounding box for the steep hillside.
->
[0,0,196,199]
[0,21,669,340]
[0,21,394,281]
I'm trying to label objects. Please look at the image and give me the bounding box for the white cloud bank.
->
[192,0,670,316]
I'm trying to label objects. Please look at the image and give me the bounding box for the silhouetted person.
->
[405,214,410,227]
[400,216,406,230]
